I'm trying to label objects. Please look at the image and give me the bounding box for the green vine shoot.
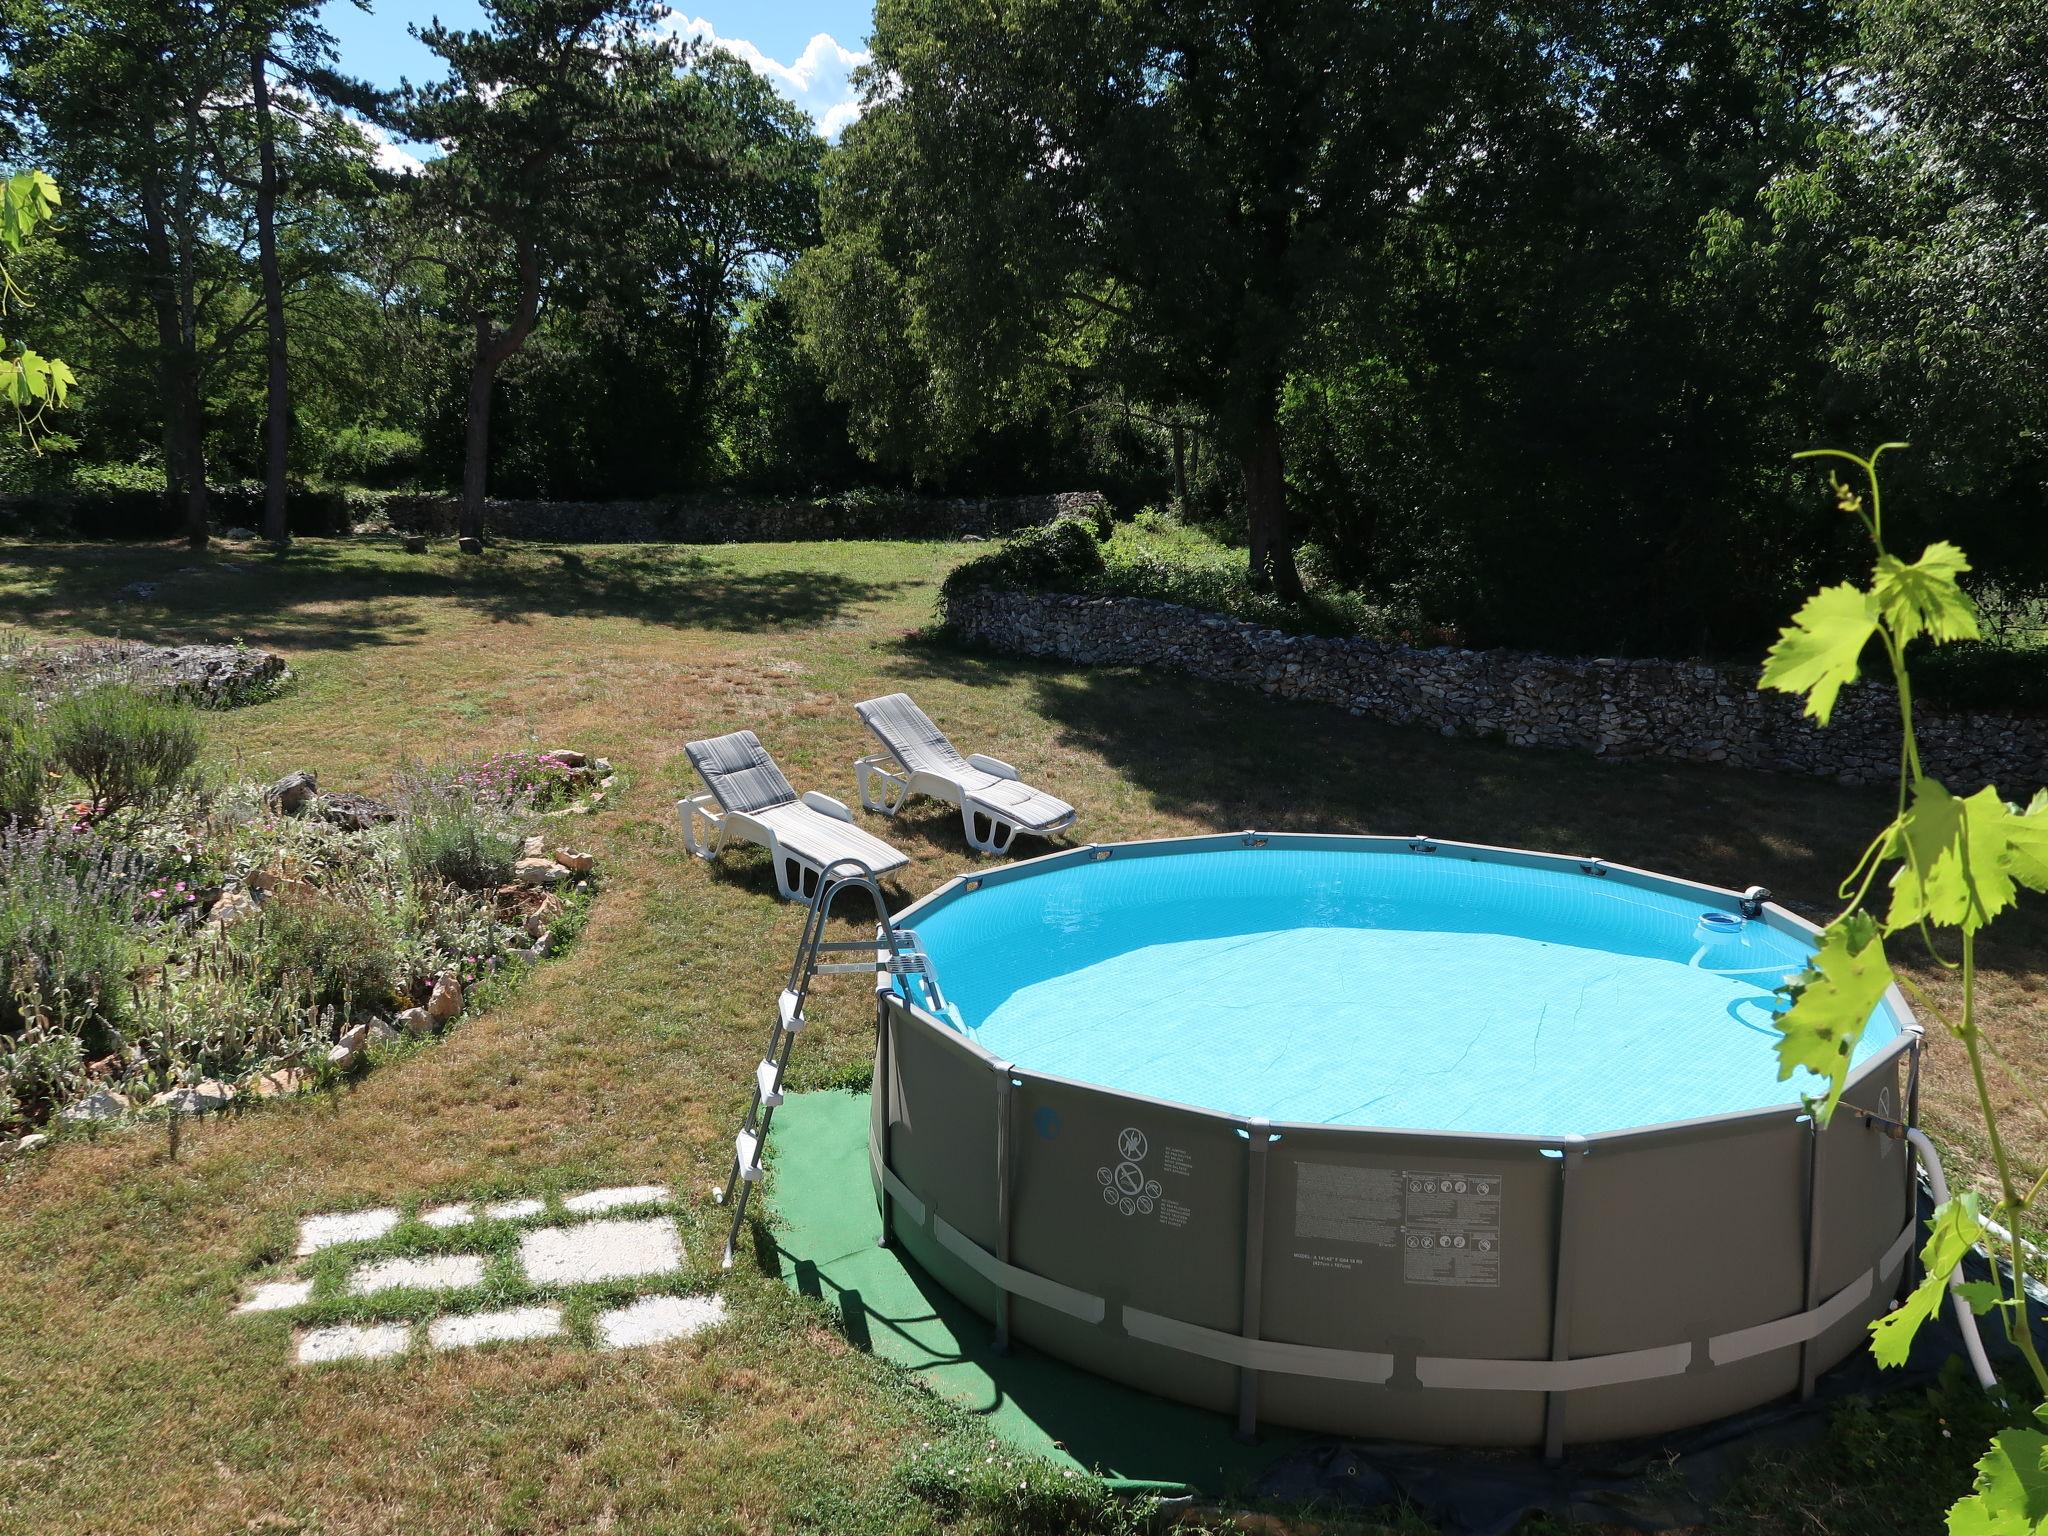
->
[1761,443,2048,1530]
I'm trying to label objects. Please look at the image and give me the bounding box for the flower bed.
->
[0,667,613,1153]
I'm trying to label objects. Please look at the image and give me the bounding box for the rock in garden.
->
[515,855,569,886]
[590,758,612,776]
[266,770,318,814]
[521,835,546,858]
[0,638,286,707]
[210,888,260,927]
[59,1089,131,1124]
[428,975,463,1021]
[546,749,586,768]
[223,526,258,541]
[550,847,593,875]
[325,1039,362,1070]
[395,1006,435,1037]
[320,791,396,832]
[403,535,428,554]
[251,1068,310,1098]
[151,1081,236,1115]
[365,1019,402,1046]
[15,1133,49,1154]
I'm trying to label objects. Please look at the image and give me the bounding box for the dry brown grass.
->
[0,534,2040,1535]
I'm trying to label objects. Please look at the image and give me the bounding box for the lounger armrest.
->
[966,753,1020,781]
[801,790,856,824]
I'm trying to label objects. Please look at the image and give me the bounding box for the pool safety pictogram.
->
[1098,1125,1162,1216]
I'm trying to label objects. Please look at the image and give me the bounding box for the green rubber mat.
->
[763,1089,1293,1496]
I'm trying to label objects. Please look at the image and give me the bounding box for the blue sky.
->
[316,1,877,160]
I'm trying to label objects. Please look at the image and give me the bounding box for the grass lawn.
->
[1,535,2042,1535]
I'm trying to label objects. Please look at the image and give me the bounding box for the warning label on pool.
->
[1293,1163,1402,1247]
[1399,1171,1502,1288]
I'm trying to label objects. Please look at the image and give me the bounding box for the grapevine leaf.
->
[1871,1193,1985,1369]
[1760,582,1880,725]
[1876,541,1980,646]
[1955,1281,2010,1315]
[1773,911,1891,1120]
[1948,1427,2048,1535]
[2006,791,2048,894]
[1888,781,2019,933]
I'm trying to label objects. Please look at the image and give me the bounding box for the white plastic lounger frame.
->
[853,693,1077,855]
[679,729,910,902]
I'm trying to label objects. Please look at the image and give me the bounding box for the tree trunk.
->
[457,243,543,554]
[139,174,204,547]
[252,46,290,547]
[1171,424,1187,510]
[176,374,209,549]
[460,343,495,550]
[1240,408,1301,602]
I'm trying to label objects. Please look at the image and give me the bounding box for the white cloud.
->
[656,12,870,138]
[351,114,427,176]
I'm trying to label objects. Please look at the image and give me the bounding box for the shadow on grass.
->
[884,635,1886,906]
[2,538,915,649]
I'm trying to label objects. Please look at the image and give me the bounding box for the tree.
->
[237,0,382,545]
[401,0,720,551]
[794,0,1534,599]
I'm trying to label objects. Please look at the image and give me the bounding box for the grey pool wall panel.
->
[870,834,1919,1449]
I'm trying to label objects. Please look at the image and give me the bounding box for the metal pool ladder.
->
[713,857,948,1269]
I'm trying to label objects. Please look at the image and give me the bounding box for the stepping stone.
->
[236,1279,314,1314]
[561,1184,670,1215]
[419,1203,476,1229]
[427,1306,563,1352]
[594,1294,728,1351]
[296,1323,410,1364]
[346,1253,488,1296]
[296,1208,400,1255]
[484,1197,545,1221]
[518,1217,683,1287]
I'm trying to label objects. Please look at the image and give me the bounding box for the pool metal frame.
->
[869,832,1922,1454]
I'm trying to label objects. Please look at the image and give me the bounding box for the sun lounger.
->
[852,693,1077,855]
[680,729,909,901]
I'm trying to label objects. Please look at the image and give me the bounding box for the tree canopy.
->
[0,0,2040,654]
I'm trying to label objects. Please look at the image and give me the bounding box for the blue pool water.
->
[902,846,1901,1138]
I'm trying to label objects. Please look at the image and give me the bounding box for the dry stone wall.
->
[945,588,2048,791]
[379,491,1105,544]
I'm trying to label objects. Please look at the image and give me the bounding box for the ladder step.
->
[778,989,805,1031]
[734,1130,764,1181]
[755,1059,784,1107]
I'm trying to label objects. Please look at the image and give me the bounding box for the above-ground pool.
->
[869,835,1920,1451]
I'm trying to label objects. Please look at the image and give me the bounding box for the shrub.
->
[256,889,395,1012]
[0,677,51,826]
[394,770,524,890]
[49,684,201,818]
[941,515,1106,602]
[0,824,136,1048]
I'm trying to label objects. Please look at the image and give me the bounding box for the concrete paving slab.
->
[594,1294,728,1350]
[419,1203,476,1229]
[296,1323,411,1363]
[518,1217,683,1286]
[427,1306,563,1351]
[562,1184,670,1215]
[347,1253,488,1296]
[484,1197,546,1221]
[296,1208,400,1255]
[236,1279,315,1314]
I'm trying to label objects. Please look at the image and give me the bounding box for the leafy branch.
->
[1760,444,2048,1529]
[0,170,77,449]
